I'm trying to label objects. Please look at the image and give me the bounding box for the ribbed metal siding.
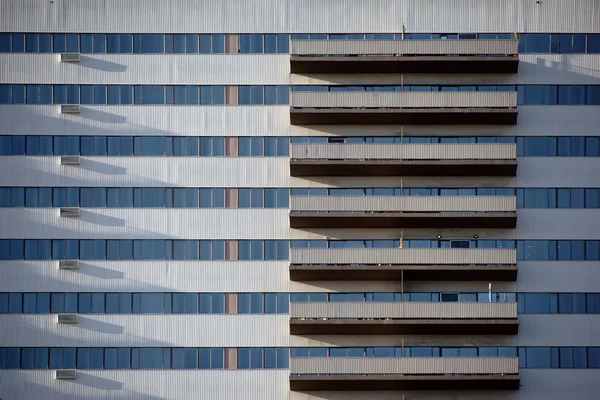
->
[291,143,517,160]
[291,302,517,319]
[290,195,516,212]
[0,260,290,293]
[0,370,290,400]
[0,54,290,85]
[0,209,289,239]
[291,92,517,108]
[290,357,519,374]
[0,157,291,187]
[291,39,517,55]
[290,248,517,265]
[1,315,291,347]
[0,105,291,137]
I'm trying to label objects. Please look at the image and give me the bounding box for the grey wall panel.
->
[0,54,290,85]
[290,281,516,294]
[0,370,290,400]
[4,0,598,33]
[0,315,290,347]
[0,209,290,239]
[0,261,289,292]
[0,105,291,136]
[515,158,600,187]
[0,157,291,187]
[517,261,600,292]
[288,370,600,400]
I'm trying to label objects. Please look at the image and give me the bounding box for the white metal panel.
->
[0,54,290,84]
[517,261,600,292]
[291,39,517,55]
[3,0,599,33]
[290,195,516,212]
[0,209,290,239]
[291,301,517,319]
[0,315,290,347]
[291,357,518,374]
[0,105,291,136]
[291,91,516,108]
[517,315,600,346]
[291,143,517,160]
[0,157,291,187]
[0,260,289,292]
[515,158,600,187]
[0,370,290,400]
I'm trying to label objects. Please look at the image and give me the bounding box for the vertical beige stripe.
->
[225,239,239,260]
[225,293,238,314]
[224,348,238,369]
[226,86,239,105]
[225,137,239,156]
[224,188,238,208]
[225,34,239,54]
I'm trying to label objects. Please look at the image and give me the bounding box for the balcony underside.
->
[290,375,520,391]
[289,265,518,281]
[289,212,517,229]
[290,108,518,125]
[290,159,518,177]
[290,319,519,335]
[290,56,519,74]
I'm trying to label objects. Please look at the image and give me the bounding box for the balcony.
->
[289,248,518,281]
[290,91,518,125]
[290,301,518,335]
[289,196,517,229]
[290,357,520,391]
[290,39,519,74]
[290,143,517,177]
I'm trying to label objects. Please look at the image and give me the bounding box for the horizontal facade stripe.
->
[2,0,600,33]
[0,315,291,347]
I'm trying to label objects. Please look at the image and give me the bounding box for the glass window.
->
[526,347,551,368]
[135,85,164,104]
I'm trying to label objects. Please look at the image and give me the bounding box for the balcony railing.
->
[291,91,517,109]
[291,39,519,56]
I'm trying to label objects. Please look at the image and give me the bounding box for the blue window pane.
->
[588,34,600,53]
[80,34,93,53]
[199,34,211,53]
[265,34,277,53]
[52,33,66,52]
[524,34,550,53]
[560,34,586,53]
[277,34,289,53]
[277,86,289,104]
[12,33,24,52]
[589,348,600,368]
[117,348,130,369]
[251,34,264,53]
[526,347,551,367]
[25,33,39,52]
[77,348,91,369]
[39,34,52,52]
[65,34,78,52]
[0,33,10,52]
[107,34,119,53]
[140,348,163,368]
[9,240,23,260]
[212,34,224,53]
[239,86,250,104]
[93,34,105,53]
[104,348,117,369]
[138,34,164,53]
[0,86,10,104]
[574,347,587,368]
[211,348,224,369]
[34,347,49,368]
[119,34,133,53]
[137,85,164,104]
[186,34,199,53]
[240,34,251,53]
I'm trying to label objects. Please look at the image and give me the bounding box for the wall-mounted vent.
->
[58,260,79,270]
[57,314,79,324]
[55,369,77,380]
[60,156,81,166]
[60,53,81,63]
[59,207,80,218]
[60,104,80,114]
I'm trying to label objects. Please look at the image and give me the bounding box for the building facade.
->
[1,0,600,399]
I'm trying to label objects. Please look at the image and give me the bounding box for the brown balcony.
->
[290,143,518,177]
[290,92,518,125]
[290,357,520,391]
[289,248,518,282]
[290,302,518,335]
[289,196,517,229]
[290,39,519,74]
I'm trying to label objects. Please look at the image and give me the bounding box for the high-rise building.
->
[1,1,600,399]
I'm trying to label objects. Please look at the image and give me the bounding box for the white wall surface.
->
[1,0,599,33]
[0,315,290,347]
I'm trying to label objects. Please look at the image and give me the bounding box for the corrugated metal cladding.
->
[0,209,290,239]
[0,54,290,85]
[1,315,290,347]
[2,0,600,32]
[0,370,291,400]
[0,105,291,137]
[517,262,600,292]
[517,315,600,346]
[0,260,290,293]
